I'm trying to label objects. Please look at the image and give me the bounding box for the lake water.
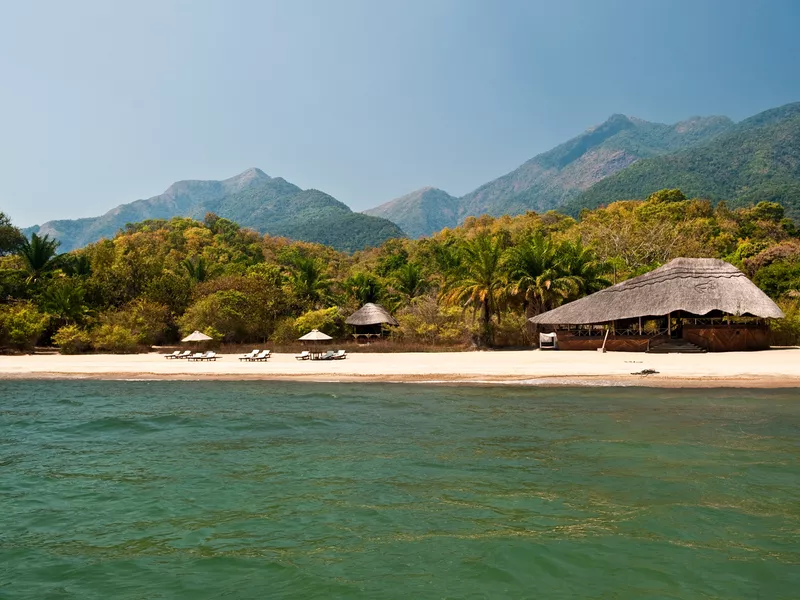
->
[1,381,798,599]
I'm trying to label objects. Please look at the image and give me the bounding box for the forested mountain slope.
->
[25,168,405,252]
[563,102,800,221]
[363,187,460,238]
[366,113,733,236]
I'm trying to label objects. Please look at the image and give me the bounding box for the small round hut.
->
[345,303,399,340]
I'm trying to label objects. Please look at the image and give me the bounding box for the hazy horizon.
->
[3,0,800,226]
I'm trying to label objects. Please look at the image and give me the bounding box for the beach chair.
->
[203,351,219,361]
[164,350,181,359]
[333,350,346,360]
[319,350,335,361]
[187,352,204,361]
[239,349,260,361]
[175,350,191,359]
[295,350,310,360]
[254,350,271,361]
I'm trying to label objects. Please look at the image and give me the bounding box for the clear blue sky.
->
[2,0,799,226]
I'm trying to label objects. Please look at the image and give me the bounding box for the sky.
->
[2,0,800,226]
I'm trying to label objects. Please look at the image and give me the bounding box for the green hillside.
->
[25,169,405,252]
[456,113,733,219]
[211,186,406,252]
[563,102,800,220]
[363,187,460,238]
[365,113,733,237]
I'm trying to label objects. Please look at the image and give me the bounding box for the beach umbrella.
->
[298,329,333,341]
[298,329,332,358]
[181,330,213,343]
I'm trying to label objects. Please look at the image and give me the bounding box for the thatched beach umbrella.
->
[298,329,333,342]
[181,330,213,342]
[298,329,333,359]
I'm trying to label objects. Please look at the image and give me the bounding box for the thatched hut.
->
[345,303,399,339]
[530,258,784,352]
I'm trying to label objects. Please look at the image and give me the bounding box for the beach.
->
[1,348,799,386]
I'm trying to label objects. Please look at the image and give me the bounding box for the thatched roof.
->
[298,329,333,341]
[345,303,399,327]
[182,330,213,342]
[530,258,784,325]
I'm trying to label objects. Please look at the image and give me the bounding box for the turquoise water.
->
[1,382,798,599]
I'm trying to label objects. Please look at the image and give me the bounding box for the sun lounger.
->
[187,352,205,361]
[174,350,191,359]
[247,350,270,362]
[333,350,346,360]
[239,349,260,361]
[295,350,310,360]
[203,351,219,361]
[318,350,335,361]
[164,350,181,359]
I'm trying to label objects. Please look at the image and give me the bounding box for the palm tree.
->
[42,278,90,326]
[344,272,385,306]
[17,233,61,282]
[287,256,332,309]
[441,232,506,346]
[504,231,572,321]
[182,256,213,283]
[559,239,613,300]
[426,238,463,287]
[60,254,92,277]
[392,262,428,302]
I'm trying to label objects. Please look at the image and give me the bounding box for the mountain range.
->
[25,169,405,252]
[562,102,800,220]
[367,102,800,236]
[22,101,800,251]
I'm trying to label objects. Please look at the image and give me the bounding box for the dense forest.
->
[2,189,800,353]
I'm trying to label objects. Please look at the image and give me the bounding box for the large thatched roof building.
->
[530,258,783,352]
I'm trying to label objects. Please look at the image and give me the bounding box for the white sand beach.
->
[1,348,800,387]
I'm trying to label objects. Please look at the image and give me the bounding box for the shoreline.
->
[2,349,800,388]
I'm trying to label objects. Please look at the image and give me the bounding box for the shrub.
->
[178,290,250,342]
[295,307,345,337]
[271,317,299,344]
[97,300,172,346]
[0,302,48,351]
[393,296,473,346]
[53,325,93,354]
[770,298,800,346]
[181,276,289,342]
[91,324,139,353]
[753,262,800,299]
[493,311,531,347]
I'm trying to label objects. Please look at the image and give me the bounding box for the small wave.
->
[62,416,160,435]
